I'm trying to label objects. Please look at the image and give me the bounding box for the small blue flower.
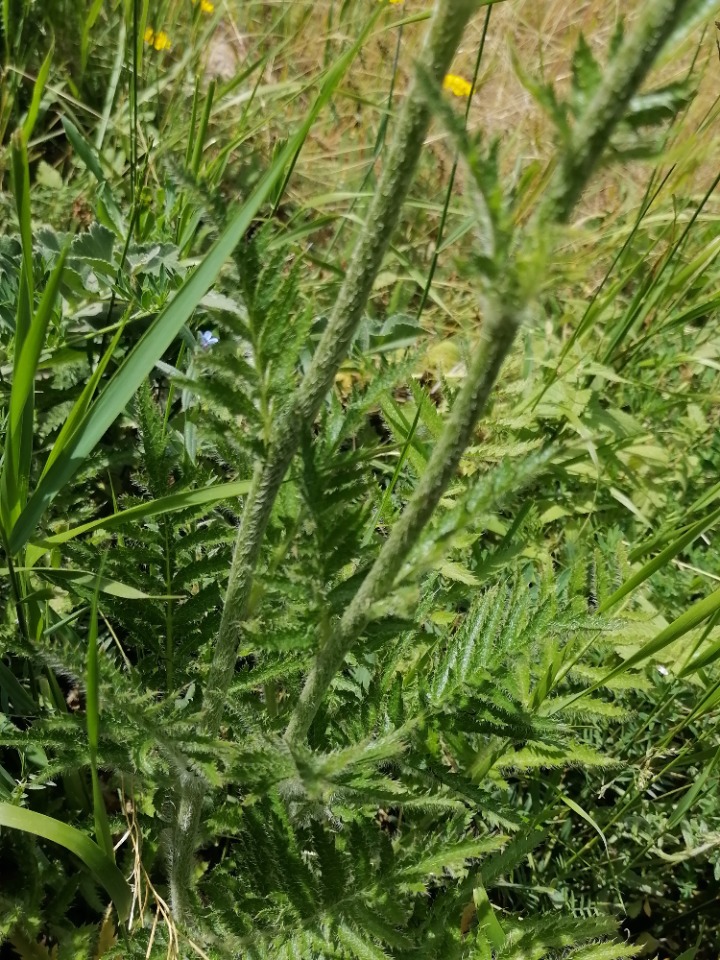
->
[198,330,219,350]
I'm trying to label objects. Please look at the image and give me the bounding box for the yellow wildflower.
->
[192,0,215,11]
[153,30,172,51]
[443,74,473,97]
[144,27,172,51]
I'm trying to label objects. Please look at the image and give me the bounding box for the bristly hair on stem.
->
[283,0,694,745]
[168,0,486,923]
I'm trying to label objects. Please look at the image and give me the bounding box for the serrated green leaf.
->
[402,836,508,879]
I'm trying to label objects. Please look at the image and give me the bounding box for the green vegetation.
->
[1,0,720,957]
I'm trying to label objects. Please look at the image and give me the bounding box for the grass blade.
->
[581,586,720,698]
[474,883,505,948]
[559,792,608,854]
[81,0,104,73]
[22,40,53,141]
[0,566,178,600]
[0,244,68,532]
[61,117,124,234]
[666,744,720,831]
[40,320,127,482]
[11,133,32,335]
[0,132,34,535]
[678,613,720,677]
[34,479,252,547]
[0,803,131,921]
[62,115,104,181]
[0,659,36,714]
[599,501,720,613]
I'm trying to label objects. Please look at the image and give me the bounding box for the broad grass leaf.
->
[0,804,131,921]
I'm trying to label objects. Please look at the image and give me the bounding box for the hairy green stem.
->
[204,0,483,736]
[163,521,174,690]
[285,0,691,746]
[285,301,523,744]
[545,0,688,222]
[169,0,484,922]
[168,771,205,922]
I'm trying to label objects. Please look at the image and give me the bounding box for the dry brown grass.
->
[201,0,720,337]
[227,1,720,213]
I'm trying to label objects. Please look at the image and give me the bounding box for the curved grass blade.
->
[0,567,178,600]
[0,659,36,714]
[559,792,608,854]
[35,479,252,547]
[0,803,131,921]
[61,116,104,181]
[599,501,720,613]
[474,882,505,950]
[572,586,720,704]
[0,243,68,532]
[22,41,53,141]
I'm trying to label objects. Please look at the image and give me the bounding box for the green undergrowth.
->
[1,1,720,958]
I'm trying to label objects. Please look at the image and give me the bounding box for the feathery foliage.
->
[1,0,720,957]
